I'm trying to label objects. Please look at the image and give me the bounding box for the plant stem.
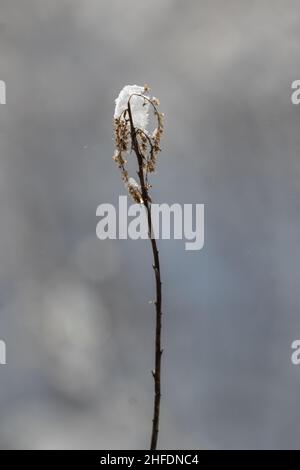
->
[127,102,163,450]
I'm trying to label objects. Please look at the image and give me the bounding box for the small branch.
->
[127,101,163,451]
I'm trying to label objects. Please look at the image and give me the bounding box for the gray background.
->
[0,0,300,449]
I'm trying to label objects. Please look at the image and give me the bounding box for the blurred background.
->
[0,0,300,450]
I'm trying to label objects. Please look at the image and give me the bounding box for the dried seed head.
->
[113,84,164,202]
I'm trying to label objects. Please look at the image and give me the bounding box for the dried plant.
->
[113,84,164,449]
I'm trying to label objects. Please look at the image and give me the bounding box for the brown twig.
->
[127,101,163,450]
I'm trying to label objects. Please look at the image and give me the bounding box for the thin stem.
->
[127,101,163,450]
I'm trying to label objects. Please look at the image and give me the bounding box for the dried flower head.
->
[113,84,164,203]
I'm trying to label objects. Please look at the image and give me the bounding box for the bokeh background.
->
[0,0,300,450]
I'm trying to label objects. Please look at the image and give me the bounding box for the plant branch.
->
[127,101,163,451]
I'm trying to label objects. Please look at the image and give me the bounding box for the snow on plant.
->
[113,85,164,450]
[113,84,164,202]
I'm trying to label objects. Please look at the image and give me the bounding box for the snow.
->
[127,177,140,189]
[114,85,149,131]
